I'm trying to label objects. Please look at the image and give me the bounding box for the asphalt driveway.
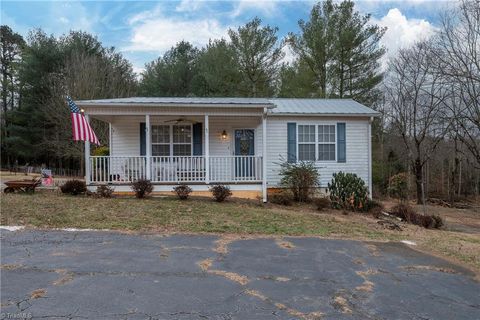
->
[1,229,479,320]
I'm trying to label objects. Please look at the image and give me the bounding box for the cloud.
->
[125,6,229,53]
[231,0,280,18]
[175,0,204,12]
[372,8,437,68]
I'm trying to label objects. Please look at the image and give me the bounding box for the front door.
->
[234,129,255,178]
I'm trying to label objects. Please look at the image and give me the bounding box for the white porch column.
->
[84,114,91,185]
[145,114,151,180]
[204,114,210,184]
[262,108,268,202]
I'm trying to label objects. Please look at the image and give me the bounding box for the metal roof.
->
[76,97,273,107]
[76,97,379,116]
[269,99,379,116]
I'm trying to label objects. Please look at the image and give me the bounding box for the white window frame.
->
[151,124,193,157]
[296,122,337,162]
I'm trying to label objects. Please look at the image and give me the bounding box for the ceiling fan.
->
[163,117,198,124]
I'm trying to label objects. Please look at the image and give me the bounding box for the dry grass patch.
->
[332,296,352,314]
[30,289,46,299]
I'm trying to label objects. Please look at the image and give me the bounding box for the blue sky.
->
[2,0,454,74]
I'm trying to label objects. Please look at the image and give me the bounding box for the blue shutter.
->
[192,123,202,155]
[140,122,146,156]
[337,123,346,163]
[287,123,297,163]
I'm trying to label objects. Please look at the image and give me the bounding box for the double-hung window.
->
[298,125,316,161]
[297,124,336,161]
[151,124,192,156]
[318,125,336,161]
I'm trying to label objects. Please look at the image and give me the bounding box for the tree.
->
[288,0,385,104]
[288,1,335,98]
[433,0,480,168]
[1,25,25,165]
[6,29,137,169]
[192,39,242,97]
[385,41,451,204]
[139,41,199,96]
[278,60,317,97]
[228,17,284,97]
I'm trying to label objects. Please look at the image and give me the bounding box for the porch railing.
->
[88,155,262,184]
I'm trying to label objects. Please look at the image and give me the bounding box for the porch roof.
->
[76,97,274,108]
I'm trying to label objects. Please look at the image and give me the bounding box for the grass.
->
[1,192,479,273]
[0,192,388,238]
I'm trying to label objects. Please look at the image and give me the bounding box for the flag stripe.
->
[67,96,100,145]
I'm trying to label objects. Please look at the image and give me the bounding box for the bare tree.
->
[385,41,451,204]
[433,0,480,167]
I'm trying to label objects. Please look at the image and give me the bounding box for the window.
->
[152,125,170,156]
[151,124,192,156]
[318,125,336,161]
[298,125,316,161]
[297,124,336,161]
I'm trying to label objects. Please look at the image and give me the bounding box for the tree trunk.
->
[414,158,424,204]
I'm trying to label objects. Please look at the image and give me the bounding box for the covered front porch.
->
[80,100,271,200]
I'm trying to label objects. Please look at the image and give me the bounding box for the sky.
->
[1,0,455,75]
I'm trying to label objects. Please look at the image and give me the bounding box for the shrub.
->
[279,161,319,202]
[388,173,409,201]
[327,172,369,211]
[60,179,87,195]
[173,185,192,200]
[389,204,444,229]
[131,179,153,198]
[390,203,417,222]
[96,185,114,198]
[432,215,444,228]
[270,191,293,206]
[92,146,109,156]
[314,197,331,211]
[210,184,232,202]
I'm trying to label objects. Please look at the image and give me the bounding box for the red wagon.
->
[3,178,42,193]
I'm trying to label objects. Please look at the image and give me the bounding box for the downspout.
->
[368,116,373,199]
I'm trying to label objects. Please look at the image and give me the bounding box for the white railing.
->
[89,156,147,183]
[151,156,205,183]
[209,156,262,183]
[89,155,262,184]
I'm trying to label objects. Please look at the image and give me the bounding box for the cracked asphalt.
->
[1,230,479,320]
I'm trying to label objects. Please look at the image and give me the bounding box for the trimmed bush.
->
[210,184,232,202]
[270,191,293,206]
[96,185,114,198]
[279,161,319,202]
[173,185,192,200]
[131,179,153,198]
[327,172,369,211]
[314,197,331,211]
[60,179,87,195]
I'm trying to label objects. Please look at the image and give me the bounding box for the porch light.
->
[221,130,228,140]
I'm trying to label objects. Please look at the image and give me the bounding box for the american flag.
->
[66,96,100,145]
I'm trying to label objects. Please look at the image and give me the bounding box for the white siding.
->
[111,116,144,156]
[110,115,263,157]
[109,114,371,190]
[266,116,370,188]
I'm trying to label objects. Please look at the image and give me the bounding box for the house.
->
[76,97,380,201]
